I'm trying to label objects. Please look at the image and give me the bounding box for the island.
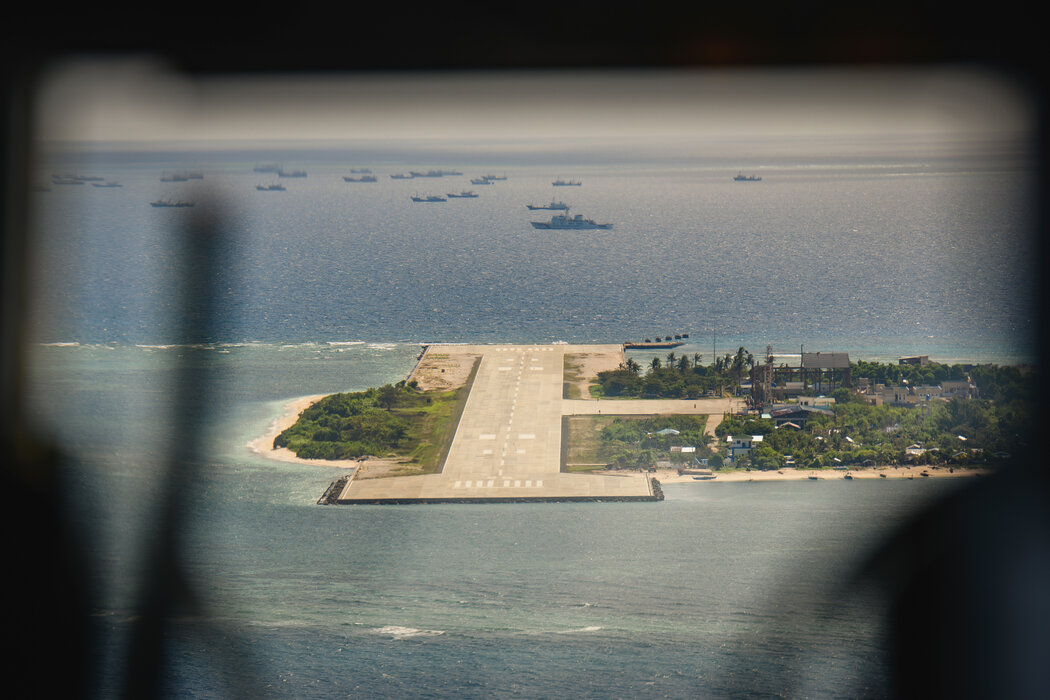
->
[251,344,1028,504]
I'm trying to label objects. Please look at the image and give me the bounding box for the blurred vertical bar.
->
[118,188,262,697]
[2,52,92,697]
[121,201,215,697]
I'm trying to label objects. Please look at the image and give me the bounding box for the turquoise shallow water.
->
[27,342,978,697]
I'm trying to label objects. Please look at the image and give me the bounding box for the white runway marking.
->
[518,433,535,439]
[479,434,496,440]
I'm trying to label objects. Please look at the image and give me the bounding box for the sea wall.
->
[317,473,352,505]
[330,478,665,505]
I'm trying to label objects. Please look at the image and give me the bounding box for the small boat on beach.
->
[446,191,478,198]
[411,194,447,202]
[552,178,582,186]
[256,183,286,191]
[733,173,762,182]
[470,178,494,185]
[526,201,569,210]
[344,174,377,182]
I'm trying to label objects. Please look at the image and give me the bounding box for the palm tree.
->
[729,347,750,385]
[693,352,703,368]
[650,357,662,370]
[625,357,641,374]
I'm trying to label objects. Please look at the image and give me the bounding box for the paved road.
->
[337,344,741,502]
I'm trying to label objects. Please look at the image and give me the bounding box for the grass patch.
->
[562,414,620,471]
[562,414,713,471]
[275,358,479,475]
[563,353,585,399]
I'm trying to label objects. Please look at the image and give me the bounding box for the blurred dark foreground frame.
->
[3,7,1049,698]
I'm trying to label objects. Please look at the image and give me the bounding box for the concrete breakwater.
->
[650,478,664,500]
[317,473,352,505]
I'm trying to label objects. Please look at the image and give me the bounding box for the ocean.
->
[21,137,1039,697]
[30,137,1036,363]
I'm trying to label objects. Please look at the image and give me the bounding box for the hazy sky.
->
[34,59,1035,147]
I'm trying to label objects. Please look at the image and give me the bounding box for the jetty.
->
[324,343,739,504]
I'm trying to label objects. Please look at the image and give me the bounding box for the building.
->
[726,434,763,463]
[750,348,851,409]
[866,377,977,406]
[941,379,978,399]
[801,352,851,393]
[766,404,834,429]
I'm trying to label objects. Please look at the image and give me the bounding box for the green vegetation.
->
[596,353,1034,469]
[598,350,1034,404]
[563,414,713,471]
[715,391,1033,470]
[596,347,753,398]
[274,379,471,473]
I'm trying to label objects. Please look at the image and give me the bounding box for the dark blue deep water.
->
[23,139,1038,697]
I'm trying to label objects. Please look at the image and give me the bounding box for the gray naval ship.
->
[526,200,570,210]
[531,212,612,230]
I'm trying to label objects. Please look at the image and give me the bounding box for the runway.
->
[335,344,737,503]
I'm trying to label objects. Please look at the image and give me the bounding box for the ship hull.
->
[623,341,685,349]
[531,222,612,230]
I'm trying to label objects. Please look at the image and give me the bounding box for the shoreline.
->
[247,345,998,486]
[246,394,424,475]
[246,394,361,469]
[631,465,992,484]
[250,395,993,484]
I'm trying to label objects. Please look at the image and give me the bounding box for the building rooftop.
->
[801,352,850,369]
